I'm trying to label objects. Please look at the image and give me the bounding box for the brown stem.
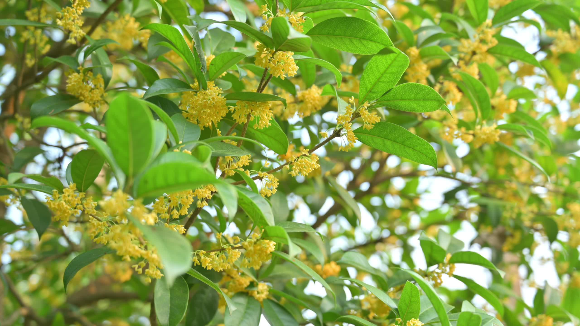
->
[183,207,203,234]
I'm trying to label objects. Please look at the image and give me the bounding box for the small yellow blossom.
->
[219,155,252,177]
[56,0,91,43]
[255,44,298,80]
[232,101,273,129]
[258,172,278,197]
[315,261,341,278]
[297,85,327,117]
[405,47,430,84]
[473,124,501,148]
[181,82,228,129]
[249,282,270,302]
[66,68,106,109]
[241,233,276,270]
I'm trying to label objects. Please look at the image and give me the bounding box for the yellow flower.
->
[93,14,150,50]
[255,44,298,80]
[193,184,217,208]
[258,172,278,197]
[241,233,276,270]
[361,293,391,319]
[0,178,17,207]
[405,47,430,84]
[193,247,242,272]
[492,92,517,119]
[359,103,380,130]
[315,261,341,278]
[290,148,320,177]
[406,318,424,326]
[219,155,252,177]
[297,85,328,117]
[472,124,501,148]
[249,282,269,302]
[458,20,498,64]
[232,101,273,129]
[46,184,94,225]
[337,100,356,151]
[181,82,228,129]
[547,27,580,55]
[153,190,195,219]
[66,68,106,108]
[56,0,90,43]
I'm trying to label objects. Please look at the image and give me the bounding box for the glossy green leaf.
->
[30,94,81,119]
[488,44,541,67]
[142,99,180,147]
[458,72,491,121]
[404,270,450,326]
[237,187,274,227]
[457,311,483,326]
[307,17,393,55]
[21,198,51,239]
[170,114,201,144]
[225,294,261,326]
[222,21,275,48]
[126,58,160,86]
[262,299,299,326]
[225,92,287,107]
[449,251,503,276]
[63,247,114,292]
[454,275,504,316]
[376,83,448,113]
[291,238,325,265]
[0,183,54,195]
[294,55,342,87]
[187,268,237,313]
[271,17,312,52]
[144,78,193,99]
[335,315,375,326]
[83,39,118,60]
[235,117,288,155]
[465,0,488,25]
[400,281,421,324]
[70,150,104,192]
[354,122,438,168]
[155,276,189,326]
[419,233,447,267]
[215,182,238,218]
[359,47,409,102]
[209,52,246,80]
[493,0,541,26]
[342,277,397,309]
[185,284,219,326]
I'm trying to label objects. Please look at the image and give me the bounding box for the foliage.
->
[0,0,579,325]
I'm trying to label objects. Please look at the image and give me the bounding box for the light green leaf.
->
[83,39,118,60]
[0,183,54,195]
[63,247,114,292]
[454,275,504,316]
[226,0,247,22]
[294,0,377,13]
[449,251,503,276]
[359,47,409,102]
[465,0,488,25]
[293,55,342,87]
[276,221,317,233]
[497,142,550,180]
[400,281,421,324]
[335,315,375,326]
[271,17,312,52]
[232,117,289,155]
[215,182,238,218]
[458,72,491,121]
[457,311,483,326]
[354,122,438,168]
[21,198,51,239]
[170,114,201,144]
[107,93,154,178]
[141,99,180,147]
[262,299,299,326]
[125,58,160,86]
[237,187,275,227]
[225,294,261,326]
[187,268,237,313]
[306,17,393,55]
[488,44,541,67]
[478,63,499,95]
[209,52,246,80]
[264,226,300,257]
[30,94,81,119]
[419,46,457,64]
[225,92,286,107]
[327,176,361,222]
[291,238,325,265]
[272,251,336,302]
[70,150,104,192]
[127,214,193,286]
[542,59,568,98]
[338,252,377,275]
[155,276,189,326]
[404,270,450,326]
[0,19,53,27]
[419,233,447,267]
[492,0,541,26]
[222,21,275,48]
[376,83,448,113]
[342,277,397,309]
[144,78,193,99]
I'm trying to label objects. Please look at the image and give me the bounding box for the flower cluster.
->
[21,7,52,67]
[288,147,320,177]
[297,85,327,118]
[547,26,580,55]
[56,0,90,44]
[219,155,252,177]
[193,247,242,272]
[181,82,228,129]
[93,14,150,50]
[491,92,518,119]
[46,184,97,225]
[337,100,356,151]
[359,102,380,130]
[361,293,391,319]
[0,178,17,207]
[405,47,430,84]
[259,5,305,32]
[472,124,501,148]
[423,253,455,287]
[241,233,276,269]
[192,184,217,208]
[458,20,498,64]
[255,44,298,80]
[529,315,554,326]
[314,261,341,278]
[258,172,278,197]
[66,68,106,109]
[232,100,273,129]
[153,190,195,220]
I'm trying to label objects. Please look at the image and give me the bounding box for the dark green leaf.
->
[493,0,541,26]
[187,268,237,313]
[458,72,491,121]
[144,78,193,99]
[155,276,189,326]
[271,17,312,52]
[70,150,104,192]
[376,83,448,113]
[63,247,114,292]
[21,198,51,239]
[454,275,504,316]
[237,187,274,227]
[209,52,246,80]
[30,94,81,119]
[225,294,261,326]
[12,147,44,172]
[263,299,299,326]
[185,285,219,326]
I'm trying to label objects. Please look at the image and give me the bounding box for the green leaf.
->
[222,21,275,48]
[400,281,421,324]
[359,47,409,102]
[0,19,53,27]
[30,94,81,119]
[376,83,448,113]
[497,142,550,180]
[395,21,415,46]
[88,39,113,87]
[125,58,160,86]
[295,0,377,13]
[225,92,287,107]
[488,44,541,67]
[135,152,216,198]
[465,0,488,25]
[263,299,299,326]
[155,276,189,326]
[272,251,336,302]
[327,176,361,222]
[0,219,20,236]
[419,233,447,267]
[63,247,114,292]
[171,114,201,144]
[187,268,237,313]
[291,238,325,265]
[26,175,64,192]
[354,122,438,168]
[335,315,375,326]
[225,294,261,326]
[419,46,457,64]
[144,78,193,99]
[458,72,491,121]
[507,86,536,100]
[12,147,44,172]
[457,311,482,326]
[449,251,503,276]
[338,252,377,275]
[492,0,541,26]
[83,39,118,60]
[542,60,568,98]
[0,183,54,195]
[293,55,342,87]
[158,0,191,29]
[215,182,238,218]
[233,118,288,155]
[142,100,180,147]
[209,52,246,80]
[478,63,499,95]
[404,270,451,326]
[70,150,104,192]
[271,17,312,52]
[264,226,300,257]
[225,0,246,22]
[306,17,393,55]
[127,214,193,286]
[277,221,317,233]
[45,55,79,70]
[31,117,125,188]
[342,277,397,309]
[271,192,289,223]
[107,93,154,178]
[237,187,275,227]
[143,23,206,89]
[268,288,323,325]
[454,275,504,316]
[21,198,51,239]
[185,284,219,326]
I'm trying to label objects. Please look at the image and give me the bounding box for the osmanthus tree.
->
[1,0,580,325]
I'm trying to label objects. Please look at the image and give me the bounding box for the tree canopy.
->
[0,0,579,325]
